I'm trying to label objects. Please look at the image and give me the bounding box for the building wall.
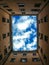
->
[0,9,11,65]
[0,1,49,65]
[4,52,42,65]
[38,2,49,65]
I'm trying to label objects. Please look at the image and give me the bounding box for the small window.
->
[44,16,48,22]
[33,52,36,56]
[12,12,15,14]
[22,12,25,14]
[20,9,25,12]
[40,48,43,54]
[0,35,1,40]
[38,45,40,49]
[20,58,27,63]
[40,33,43,39]
[18,3,25,7]
[10,58,15,62]
[7,19,9,23]
[23,53,27,56]
[4,48,7,55]
[44,35,48,43]
[8,45,10,49]
[13,52,17,55]
[3,5,9,8]
[2,34,6,39]
[43,54,47,62]
[2,17,6,22]
[32,58,40,62]
[39,32,40,37]
[34,3,41,7]
[7,32,10,36]
[41,18,43,23]
[0,54,3,61]
[7,9,12,12]
[38,20,40,24]
[31,9,40,12]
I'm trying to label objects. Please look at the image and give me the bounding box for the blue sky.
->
[12,15,37,51]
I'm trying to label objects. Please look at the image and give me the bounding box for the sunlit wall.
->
[12,15,37,51]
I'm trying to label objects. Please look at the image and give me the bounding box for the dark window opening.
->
[2,17,6,22]
[44,16,48,22]
[2,34,6,39]
[44,35,48,43]
[34,3,41,7]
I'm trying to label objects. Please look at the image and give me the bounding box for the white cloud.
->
[12,16,37,51]
[23,47,26,51]
[12,16,34,31]
[13,40,25,49]
[17,16,30,22]
[17,19,34,31]
[26,37,37,48]
[13,31,32,40]
[13,36,37,51]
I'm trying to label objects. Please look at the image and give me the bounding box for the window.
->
[0,35,1,40]
[13,52,17,55]
[38,45,40,49]
[34,3,41,7]
[10,58,15,62]
[7,9,12,12]
[4,48,7,55]
[38,20,40,24]
[41,18,43,23]
[3,5,9,8]
[18,3,25,7]
[31,9,40,12]
[32,58,40,62]
[2,17,6,22]
[8,45,10,49]
[0,54,2,61]
[2,34,6,39]
[20,9,25,12]
[23,53,27,56]
[12,12,15,14]
[33,52,36,56]
[22,12,25,14]
[20,58,27,63]
[40,33,43,39]
[44,35,48,43]
[44,16,48,22]
[7,19,9,23]
[39,32,40,37]
[12,15,37,51]
[7,32,10,36]
[43,54,47,62]
[40,48,43,54]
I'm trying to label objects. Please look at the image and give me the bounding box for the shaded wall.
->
[38,2,49,65]
[0,9,11,65]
